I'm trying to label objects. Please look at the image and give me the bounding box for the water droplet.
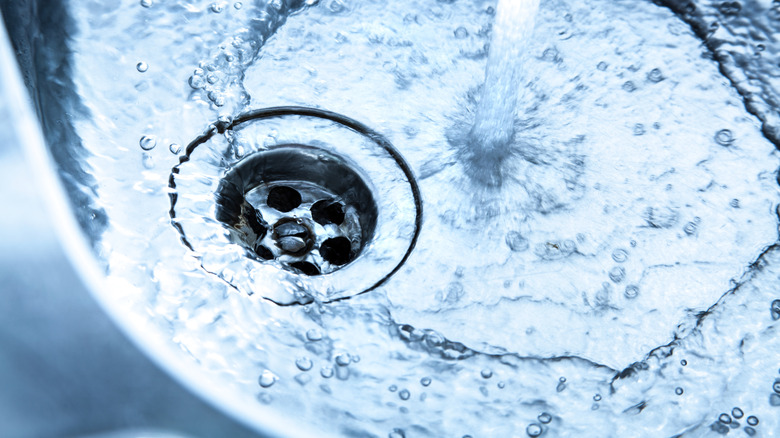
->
[480,368,493,379]
[647,68,664,83]
[746,415,759,426]
[168,143,181,154]
[420,377,432,387]
[234,1,243,9]
[611,249,628,263]
[609,266,626,283]
[399,389,410,400]
[258,370,277,388]
[675,387,684,395]
[538,413,552,424]
[136,62,148,73]
[335,352,351,366]
[454,26,469,39]
[506,231,529,252]
[625,285,640,299]
[526,423,542,437]
[594,394,602,401]
[139,135,157,151]
[770,299,780,320]
[714,129,734,146]
[732,407,744,418]
[681,359,688,366]
[296,356,313,371]
[718,413,731,424]
[305,329,322,341]
[320,365,334,378]
[388,384,398,392]
[140,0,153,7]
[211,2,224,13]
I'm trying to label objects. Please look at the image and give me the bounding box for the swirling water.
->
[38,0,780,436]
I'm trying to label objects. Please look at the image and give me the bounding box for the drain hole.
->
[170,107,422,304]
[290,261,321,276]
[267,186,302,213]
[311,199,346,226]
[254,244,275,260]
[320,236,353,266]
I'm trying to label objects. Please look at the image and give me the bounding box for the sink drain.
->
[170,107,421,304]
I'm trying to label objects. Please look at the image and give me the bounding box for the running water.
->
[464,0,540,186]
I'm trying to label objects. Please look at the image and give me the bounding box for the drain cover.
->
[170,107,421,304]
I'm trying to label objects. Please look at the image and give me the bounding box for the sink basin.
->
[4,0,780,436]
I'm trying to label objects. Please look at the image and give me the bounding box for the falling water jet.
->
[462,0,540,187]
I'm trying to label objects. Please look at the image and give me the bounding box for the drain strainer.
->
[170,107,421,304]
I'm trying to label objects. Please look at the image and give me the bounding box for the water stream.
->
[17,0,780,436]
[462,0,539,186]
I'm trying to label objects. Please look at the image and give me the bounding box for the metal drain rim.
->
[169,106,423,304]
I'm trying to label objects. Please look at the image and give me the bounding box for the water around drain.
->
[170,107,421,305]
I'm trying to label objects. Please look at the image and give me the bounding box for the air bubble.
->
[389,429,406,438]
[207,73,219,84]
[597,61,608,71]
[399,389,410,400]
[454,26,469,39]
[389,384,398,392]
[633,123,646,136]
[320,365,334,378]
[140,0,153,7]
[681,359,688,366]
[538,413,552,424]
[594,394,602,401]
[420,377,432,387]
[526,423,542,437]
[730,198,740,208]
[211,2,224,13]
[306,329,322,341]
[611,249,628,263]
[506,231,530,252]
[480,368,493,379]
[296,356,313,371]
[746,415,758,426]
[335,352,351,366]
[258,370,277,388]
[625,285,639,299]
[136,62,149,73]
[234,1,243,9]
[647,68,664,82]
[675,387,684,395]
[139,135,157,151]
[715,129,734,146]
[770,299,780,320]
[718,413,731,424]
[683,222,697,235]
[732,407,744,418]
[622,81,637,92]
[169,143,181,154]
[609,266,626,283]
